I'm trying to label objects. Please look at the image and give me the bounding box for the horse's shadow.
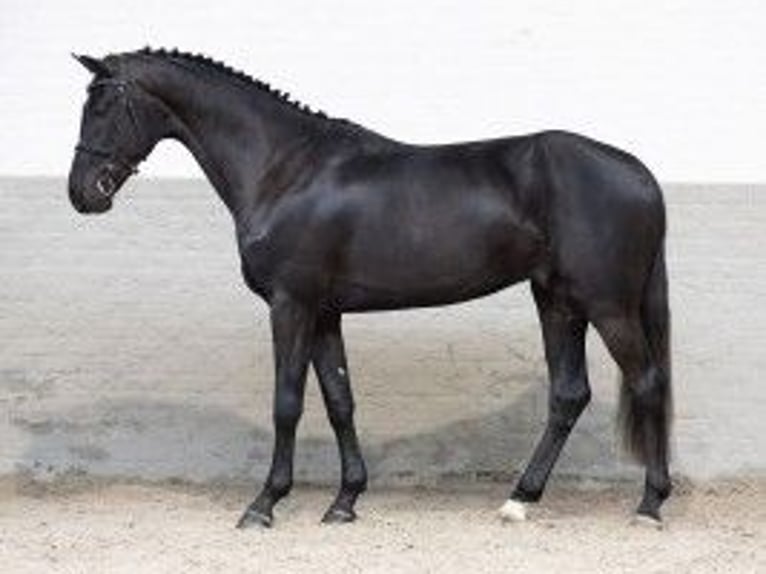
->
[15,370,637,492]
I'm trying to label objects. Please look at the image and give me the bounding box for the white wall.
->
[0,0,764,182]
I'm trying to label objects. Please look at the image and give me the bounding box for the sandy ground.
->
[1,476,764,573]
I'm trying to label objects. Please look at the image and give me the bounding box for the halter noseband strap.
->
[74,143,139,175]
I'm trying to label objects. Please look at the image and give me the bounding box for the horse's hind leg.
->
[501,282,590,521]
[312,312,367,524]
[592,314,671,524]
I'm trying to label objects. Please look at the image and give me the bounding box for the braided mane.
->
[133,47,330,120]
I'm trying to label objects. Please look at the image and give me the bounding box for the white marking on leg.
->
[633,513,664,530]
[498,499,527,522]
[337,367,346,377]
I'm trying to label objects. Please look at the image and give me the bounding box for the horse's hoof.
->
[321,506,357,524]
[498,499,527,522]
[236,507,273,529]
[633,512,664,530]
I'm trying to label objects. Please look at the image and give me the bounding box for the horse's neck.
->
[141,63,313,218]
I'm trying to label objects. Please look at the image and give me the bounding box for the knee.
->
[320,377,355,428]
[274,392,303,429]
[328,400,355,429]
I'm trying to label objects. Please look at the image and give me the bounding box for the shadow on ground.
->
[14,378,636,492]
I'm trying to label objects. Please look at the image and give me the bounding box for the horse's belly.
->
[333,269,524,312]
[332,231,542,311]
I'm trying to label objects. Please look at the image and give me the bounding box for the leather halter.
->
[74,79,145,186]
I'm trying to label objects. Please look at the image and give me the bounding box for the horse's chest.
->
[237,224,328,300]
[237,228,281,298]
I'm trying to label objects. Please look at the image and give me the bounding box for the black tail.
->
[619,245,673,463]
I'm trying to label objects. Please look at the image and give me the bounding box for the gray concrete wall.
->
[1,178,764,484]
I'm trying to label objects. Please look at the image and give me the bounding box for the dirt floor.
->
[1,476,764,573]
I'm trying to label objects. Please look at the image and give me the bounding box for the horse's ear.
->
[72,53,112,77]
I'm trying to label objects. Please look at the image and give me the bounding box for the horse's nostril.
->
[96,176,112,197]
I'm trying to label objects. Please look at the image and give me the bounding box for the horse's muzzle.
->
[68,180,113,214]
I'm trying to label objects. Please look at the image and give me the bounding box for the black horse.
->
[67,48,672,528]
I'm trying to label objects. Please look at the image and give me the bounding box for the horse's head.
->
[68,54,160,213]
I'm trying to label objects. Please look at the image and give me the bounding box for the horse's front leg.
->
[237,292,316,529]
[312,312,367,523]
